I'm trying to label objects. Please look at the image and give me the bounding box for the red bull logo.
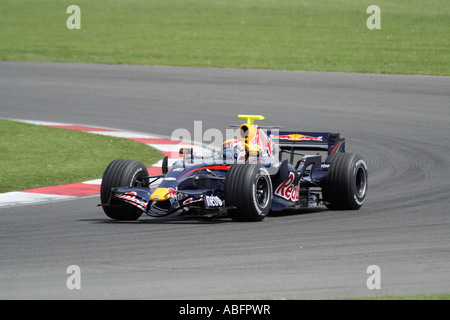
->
[274,172,300,201]
[272,134,323,142]
[246,127,276,158]
[168,188,177,198]
[116,191,147,210]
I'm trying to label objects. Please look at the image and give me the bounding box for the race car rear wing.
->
[267,130,345,158]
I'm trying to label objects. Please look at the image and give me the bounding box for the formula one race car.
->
[99,115,368,222]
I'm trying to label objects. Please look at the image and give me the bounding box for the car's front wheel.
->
[224,164,273,221]
[100,159,148,220]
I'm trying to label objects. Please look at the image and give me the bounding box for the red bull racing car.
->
[100,115,368,222]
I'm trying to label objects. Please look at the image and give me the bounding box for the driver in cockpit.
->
[221,139,278,167]
[222,139,246,163]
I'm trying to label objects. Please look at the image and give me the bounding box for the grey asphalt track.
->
[0,61,449,299]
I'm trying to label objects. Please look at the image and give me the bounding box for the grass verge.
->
[0,119,163,193]
[343,293,450,300]
[0,0,448,75]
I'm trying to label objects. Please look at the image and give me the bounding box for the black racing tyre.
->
[224,164,273,222]
[161,155,169,174]
[322,153,368,210]
[100,159,149,220]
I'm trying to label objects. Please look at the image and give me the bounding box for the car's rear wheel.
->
[224,164,273,221]
[322,153,368,210]
[100,159,148,220]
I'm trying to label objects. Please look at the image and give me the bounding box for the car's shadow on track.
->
[82,207,329,225]
[268,207,328,218]
[81,214,230,225]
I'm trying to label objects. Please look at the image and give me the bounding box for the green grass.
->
[0,0,448,75]
[343,293,450,300]
[0,119,163,193]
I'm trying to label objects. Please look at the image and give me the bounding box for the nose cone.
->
[150,188,170,201]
